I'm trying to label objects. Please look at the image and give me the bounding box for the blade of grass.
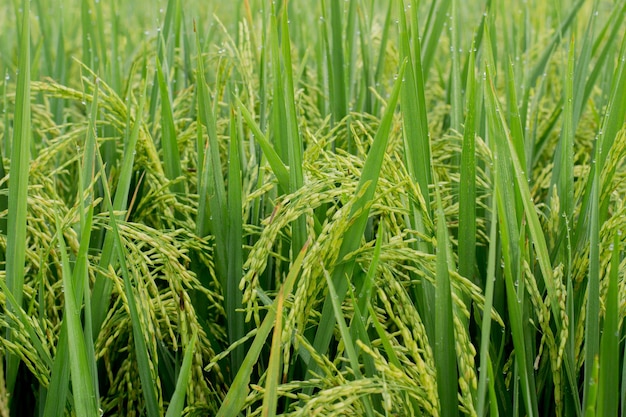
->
[279,2,307,254]
[597,31,626,217]
[51,14,67,126]
[44,175,98,417]
[42,322,71,417]
[421,0,451,79]
[448,0,462,132]
[54,214,99,417]
[5,0,31,395]
[458,44,477,283]
[579,1,626,130]
[573,14,626,253]
[519,0,585,133]
[488,65,563,335]
[164,332,197,417]
[346,226,384,398]
[344,0,358,112]
[2,69,9,158]
[91,73,148,336]
[373,0,393,98]
[348,291,377,386]
[551,37,575,224]
[582,157,600,412]
[156,55,184,197]
[81,0,97,69]
[32,0,53,76]
[265,1,288,162]
[226,103,245,373]
[546,45,576,403]
[308,60,405,370]
[195,24,227,246]
[148,0,180,129]
[571,0,599,127]
[235,96,289,191]
[76,81,101,407]
[476,190,498,416]
[97,154,161,417]
[355,2,374,114]
[216,241,310,417]
[585,356,600,417]
[323,267,375,417]
[433,186,459,417]
[0,77,6,260]
[356,223,383,318]
[399,0,435,337]
[486,356,499,416]
[597,232,620,417]
[621,295,626,416]
[404,0,433,216]
[327,0,348,129]
[260,290,284,417]
[485,58,539,417]
[577,29,626,413]
[504,59,526,174]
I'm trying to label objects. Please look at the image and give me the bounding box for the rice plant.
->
[0,0,625,416]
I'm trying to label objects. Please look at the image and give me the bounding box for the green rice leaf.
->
[226,104,245,372]
[597,232,620,417]
[458,44,477,282]
[235,96,289,191]
[309,60,406,365]
[433,186,459,417]
[92,74,148,335]
[54,214,99,417]
[97,155,161,417]
[421,0,452,78]
[279,3,307,254]
[156,56,184,196]
[164,332,197,417]
[328,0,348,128]
[217,241,310,417]
[5,0,31,394]
[476,191,498,416]
[323,267,375,417]
[260,291,284,417]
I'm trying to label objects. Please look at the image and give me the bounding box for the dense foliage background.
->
[0,0,625,416]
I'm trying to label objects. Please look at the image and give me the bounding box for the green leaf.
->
[597,232,620,417]
[54,214,99,417]
[458,44,477,282]
[165,333,198,417]
[156,56,184,196]
[261,291,284,417]
[97,155,161,417]
[309,60,406,367]
[476,191,498,416]
[217,241,310,417]
[5,0,31,394]
[92,73,148,336]
[433,187,459,417]
[226,104,245,373]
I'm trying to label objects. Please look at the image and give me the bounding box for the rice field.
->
[0,0,625,415]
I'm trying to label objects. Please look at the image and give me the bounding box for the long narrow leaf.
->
[97,155,161,417]
[5,0,31,394]
[309,61,406,366]
[54,214,99,417]
[216,241,310,417]
[433,187,459,417]
[226,105,245,372]
[164,333,197,417]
